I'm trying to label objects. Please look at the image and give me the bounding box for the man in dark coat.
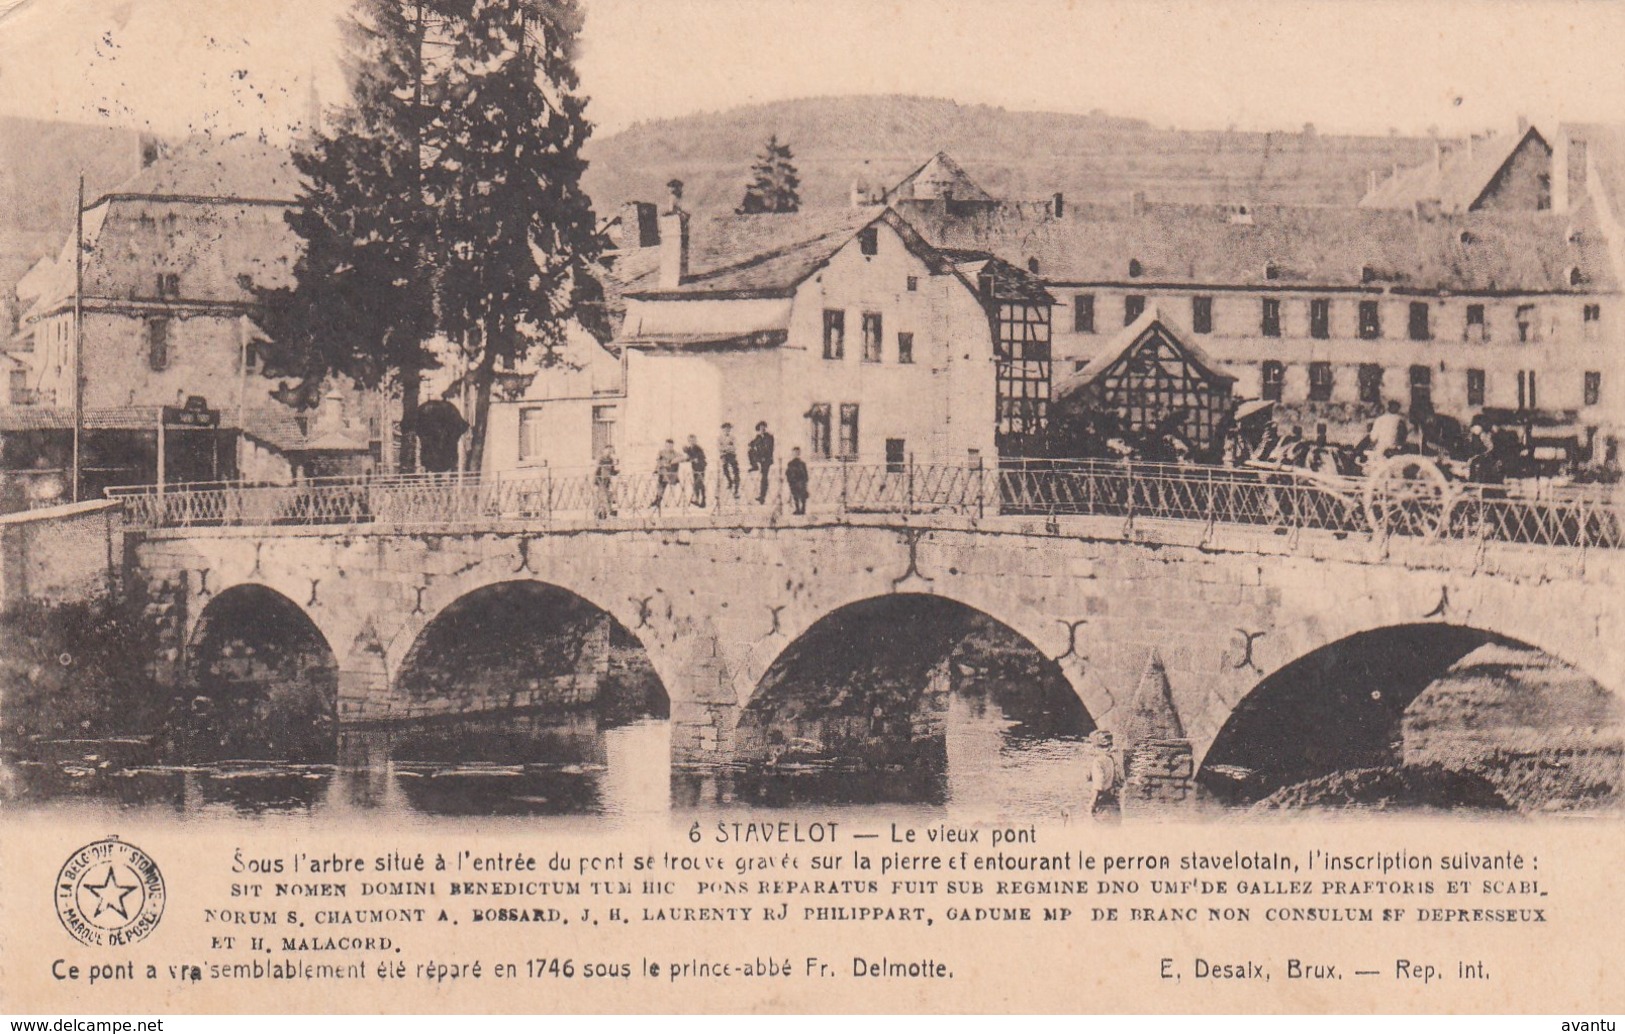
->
[784,446,809,515]
[747,421,775,504]
[684,434,708,507]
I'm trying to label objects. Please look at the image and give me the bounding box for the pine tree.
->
[426,0,607,474]
[738,135,801,214]
[258,0,438,470]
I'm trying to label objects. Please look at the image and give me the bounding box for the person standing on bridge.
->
[684,435,708,508]
[653,439,682,509]
[785,447,809,515]
[718,423,741,500]
[748,421,775,504]
[594,445,619,519]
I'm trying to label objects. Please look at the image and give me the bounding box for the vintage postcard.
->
[0,0,1621,1016]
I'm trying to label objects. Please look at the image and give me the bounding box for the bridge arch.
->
[1197,621,1621,809]
[751,575,1119,724]
[183,582,341,761]
[392,578,670,725]
[735,593,1099,803]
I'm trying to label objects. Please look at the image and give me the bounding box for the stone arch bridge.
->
[128,505,1623,782]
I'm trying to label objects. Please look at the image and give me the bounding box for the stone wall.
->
[0,499,122,606]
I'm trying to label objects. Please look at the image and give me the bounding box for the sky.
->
[0,0,1622,141]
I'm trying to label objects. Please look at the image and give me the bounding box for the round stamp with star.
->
[55,836,166,947]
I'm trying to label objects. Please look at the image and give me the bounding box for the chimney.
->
[659,179,690,290]
[138,133,164,169]
[619,201,659,249]
[1517,113,1530,136]
[1551,131,1571,214]
[1051,192,1065,219]
[1129,190,1146,218]
[1433,140,1443,171]
[316,389,346,437]
[1367,169,1378,194]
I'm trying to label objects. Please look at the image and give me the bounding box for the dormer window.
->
[1360,265,1377,284]
[1569,266,1584,287]
[1264,261,1280,281]
[1128,258,1143,279]
[1027,257,1039,274]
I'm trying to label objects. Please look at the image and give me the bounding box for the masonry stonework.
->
[128,515,1624,775]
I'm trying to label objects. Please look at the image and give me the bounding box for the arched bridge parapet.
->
[127,515,1623,764]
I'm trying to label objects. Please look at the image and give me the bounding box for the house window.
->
[1261,360,1285,402]
[838,403,860,458]
[9,369,28,405]
[591,404,616,458]
[1309,298,1330,339]
[1517,370,1538,410]
[1074,294,1095,333]
[885,438,906,474]
[1358,300,1381,339]
[808,403,832,459]
[517,408,543,462]
[1584,303,1601,340]
[1585,371,1602,407]
[1516,304,1537,342]
[1191,296,1213,334]
[1261,298,1281,337]
[822,309,845,359]
[1408,301,1431,341]
[1409,364,1432,415]
[861,312,883,362]
[897,331,914,364]
[858,227,878,256]
[1358,363,1383,404]
[1466,368,1486,407]
[1124,294,1145,325]
[1466,303,1487,342]
[906,275,918,292]
[147,318,170,371]
[1308,361,1334,402]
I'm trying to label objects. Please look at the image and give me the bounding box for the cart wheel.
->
[1363,455,1451,539]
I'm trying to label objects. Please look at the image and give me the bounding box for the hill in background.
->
[582,94,1445,213]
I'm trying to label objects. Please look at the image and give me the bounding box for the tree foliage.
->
[258,0,438,450]
[261,0,605,473]
[427,0,607,472]
[738,134,801,214]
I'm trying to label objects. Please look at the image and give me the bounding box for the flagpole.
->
[72,173,85,502]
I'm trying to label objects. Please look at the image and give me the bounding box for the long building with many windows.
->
[500,131,1624,479]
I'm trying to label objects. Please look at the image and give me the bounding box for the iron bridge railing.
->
[104,458,1624,551]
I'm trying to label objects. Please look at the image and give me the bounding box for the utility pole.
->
[71,173,85,502]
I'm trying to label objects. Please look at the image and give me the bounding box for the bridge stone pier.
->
[128,511,1624,785]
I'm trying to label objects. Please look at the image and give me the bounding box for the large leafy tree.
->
[259,0,439,469]
[738,135,801,214]
[268,0,605,475]
[426,0,606,473]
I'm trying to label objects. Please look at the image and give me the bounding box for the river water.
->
[0,696,1103,823]
[4,643,1618,821]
